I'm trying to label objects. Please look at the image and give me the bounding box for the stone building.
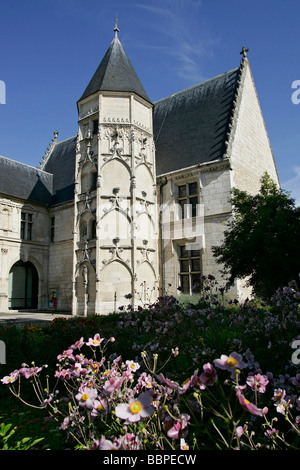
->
[0,28,279,314]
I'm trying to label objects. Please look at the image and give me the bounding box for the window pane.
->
[27,224,32,240]
[191,258,201,272]
[178,185,186,198]
[191,249,200,257]
[180,274,190,294]
[180,259,189,273]
[188,182,197,195]
[27,214,33,222]
[21,212,26,221]
[191,274,201,293]
[189,197,198,217]
[179,199,186,218]
[180,246,189,258]
[21,221,25,239]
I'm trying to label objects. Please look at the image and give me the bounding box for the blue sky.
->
[0,0,299,204]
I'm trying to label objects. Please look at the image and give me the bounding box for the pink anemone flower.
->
[157,373,181,391]
[103,376,123,394]
[19,365,43,378]
[236,386,268,416]
[214,352,246,373]
[199,363,218,386]
[86,333,104,347]
[115,391,155,423]
[167,413,190,439]
[76,386,97,409]
[91,397,108,417]
[1,370,19,384]
[93,436,121,450]
[246,374,269,393]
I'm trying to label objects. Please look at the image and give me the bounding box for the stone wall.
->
[158,161,238,299]
[229,61,280,193]
[74,91,159,316]
[48,202,74,311]
[0,195,50,311]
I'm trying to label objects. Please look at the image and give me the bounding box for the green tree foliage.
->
[212,173,300,299]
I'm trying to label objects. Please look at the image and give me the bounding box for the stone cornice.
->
[156,158,231,183]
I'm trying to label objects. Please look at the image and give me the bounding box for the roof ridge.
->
[38,130,59,169]
[222,58,248,160]
[0,153,53,176]
[54,135,77,144]
[154,67,240,105]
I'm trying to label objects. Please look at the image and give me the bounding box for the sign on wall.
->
[49,288,58,309]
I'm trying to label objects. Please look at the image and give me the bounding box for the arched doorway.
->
[8,261,38,309]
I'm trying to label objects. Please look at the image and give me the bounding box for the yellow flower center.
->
[81,393,89,401]
[244,398,250,405]
[93,339,100,345]
[8,377,14,383]
[129,401,142,414]
[226,357,238,367]
[97,404,103,411]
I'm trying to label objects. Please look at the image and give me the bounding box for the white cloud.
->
[282,166,300,206]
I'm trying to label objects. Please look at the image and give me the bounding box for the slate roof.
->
[79,36,151,104]
[43,136,77,205]
[0,155,53,205]
[0,35,241,207]
[153,67,240,176]
[41,66,239,202]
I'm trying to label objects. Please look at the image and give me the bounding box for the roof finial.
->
[240,45,249,61]
[114,16,119,38]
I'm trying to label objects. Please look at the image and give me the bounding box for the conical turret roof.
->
[79,28,150,103]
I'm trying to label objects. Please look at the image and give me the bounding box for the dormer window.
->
[21,212,33,240]
[178,182,198,218]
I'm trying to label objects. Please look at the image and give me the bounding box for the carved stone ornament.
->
[79,241,96,271]
[137,239,155,265]
[101,188,130,220]
[136,192,154,217]
[102,126,130,165]
[101,237,132,268]
[135,137,153,172]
